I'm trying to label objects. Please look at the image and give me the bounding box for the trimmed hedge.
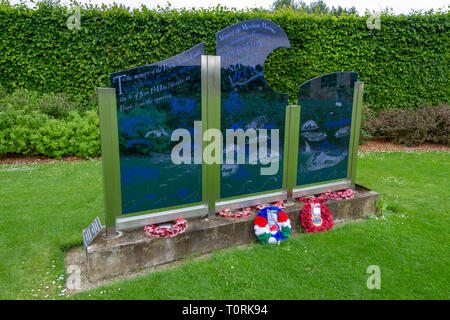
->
[0,2,449,110]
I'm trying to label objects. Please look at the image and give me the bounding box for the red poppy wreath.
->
[144,217,188,238]
[300,201,333,233]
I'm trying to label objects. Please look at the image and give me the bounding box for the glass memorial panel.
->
[110,43,205,214]
[216,19,290,199]
[296,72,358,186]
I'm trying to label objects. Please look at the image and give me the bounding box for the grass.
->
[0,152,449,299]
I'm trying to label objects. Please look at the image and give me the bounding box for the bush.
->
[0,85,7,100]
[360,105,376,143]
[0,2,448,110]
[362,103,450,146]
[0,105,100,158]
[0,88,95,119]
[0,87,101,158]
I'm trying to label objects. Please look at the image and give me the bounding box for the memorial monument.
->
[85,18,376,281]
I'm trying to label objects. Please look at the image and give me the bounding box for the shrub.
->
[0,105,100,158]
[0,85,7,100]
[363,103,450,146]
[0,88,95,119]
[360,105,376,143]
[36,92,80,119]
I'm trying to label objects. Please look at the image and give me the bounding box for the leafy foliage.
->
[0,86,94,117]
[0,2,448,110]
[362,103,450,146]
[0,86,100,158]
[0,103,100,158]
[271,0,357,16]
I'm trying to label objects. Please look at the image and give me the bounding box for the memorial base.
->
[86,184,378,282]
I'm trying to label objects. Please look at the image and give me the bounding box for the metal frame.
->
[347,81,364,188]
[111,56,222,229]
[282,105,301,199]
[100,73,363,230]
[99,57,222,232]
[98,88,122,237]
[98,55,222,231]
[201,55,221,217]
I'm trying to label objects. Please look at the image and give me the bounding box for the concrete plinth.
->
[86,184,378,282]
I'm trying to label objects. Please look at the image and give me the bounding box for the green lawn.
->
[0,152,449,299]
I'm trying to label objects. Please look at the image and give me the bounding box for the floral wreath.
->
[218,207,253,220]
[144,217,188,238]
[296,188,354,203]
[254,206,291,244]
[300,201,333,233]
[218,201,285,220]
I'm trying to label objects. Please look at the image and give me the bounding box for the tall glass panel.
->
[110,43,205,214]
[216,19,290,199]
[296,72,358,186]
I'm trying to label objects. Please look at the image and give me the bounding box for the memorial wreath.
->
[144,217,188,238]
[296,188,354,233]
[218,200,285,220]
[254,206,291,244]
[300,201,333,233]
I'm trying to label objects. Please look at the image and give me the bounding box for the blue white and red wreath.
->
[254,206,291,244]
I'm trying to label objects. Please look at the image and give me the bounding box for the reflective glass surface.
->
[216,19,290,199]
[296,72,358,186]
[110,43,204,214]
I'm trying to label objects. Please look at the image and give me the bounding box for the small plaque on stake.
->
[82,217,102,261]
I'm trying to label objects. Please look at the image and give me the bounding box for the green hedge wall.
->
[0,2,449,110]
